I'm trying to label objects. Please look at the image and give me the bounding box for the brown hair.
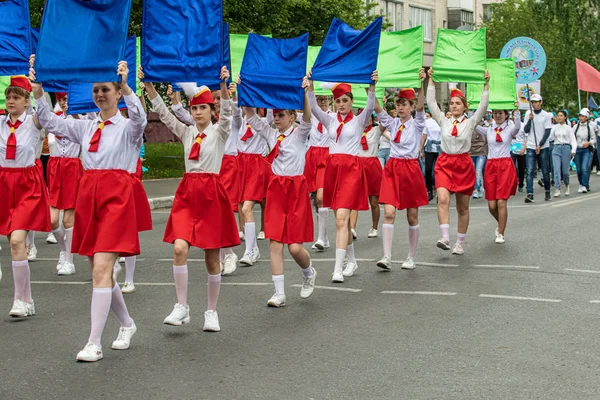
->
[451,95,468,110]
[396,98,415,107]
[4,86,29,99]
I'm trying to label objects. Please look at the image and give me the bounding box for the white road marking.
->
[551,193,600,208]
[157,258,374,263]
[31,281,89,285]
[479,294,561,303]
[474,264,540,270]
[221,282,272,286]
[381,290,457,296]
[565,268,600,274]
[589,300,600,304]
[290,284,362,293]
[415,262,459,268]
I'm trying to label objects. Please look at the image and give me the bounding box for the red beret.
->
[56,92,68,101]
[9,76,32,93]
[398,88,415,100]
[189,87,214,106]
[450,88,465,99]
[331,83,352,100]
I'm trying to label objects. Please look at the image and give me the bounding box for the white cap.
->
[579,108,590,118]
[530,94,542,101]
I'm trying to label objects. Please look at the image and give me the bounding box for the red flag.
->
[576,59,600,94]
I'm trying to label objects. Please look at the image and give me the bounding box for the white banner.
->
[517,80,541,110]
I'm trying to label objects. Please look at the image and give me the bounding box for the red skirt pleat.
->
[46,157,83,210]
[434,152,476,195]
[379,158,428,210]
[322,154,369,211]
[484,157,518,200]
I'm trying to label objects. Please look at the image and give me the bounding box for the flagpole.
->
[578,89,581,111]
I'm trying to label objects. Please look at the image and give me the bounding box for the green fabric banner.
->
[136,37,141,96]
[352,86,385,109]
[231,33,272,80]
[432,28,487,84]
[468,58,516,110]
[307,46,330,96]
[0,76,10,110]
[378,26,424,89]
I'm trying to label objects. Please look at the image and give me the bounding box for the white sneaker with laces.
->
[222,253,238,276]
[112,320,137,350]
[436,238,451,250]
[119,257,125,263]
[565,185,570,196]
[27,301,35,316]
[300,268,317,299]
[121,282,136,294]
[164,303,190,326]
[582,186,588,193]
[76,343,103,362]
[351,229,358,239]
[331,270,344,283]
[9,300,28,317]
[257,231,265,240]
[27,244,37,261]
[239,231,245,241]
[451,243,465,255]
[597,171,600,175]
[203,310,221,331]
[578,185,584,193]
[554,189,561,197]
[58,261,76,276]
[46,232,58,244]
[401,257,416,270]
[367,228,378,238]
[239,247,260,266]
[376,256,391,270]
[267,292,286,307]
[342,261,358,277]
[57,251,67,271]
[312,239,325,251]
[495,234,505,244]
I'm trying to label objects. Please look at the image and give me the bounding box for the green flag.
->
[307,46,331,96]
[378,26,424,89]
[231,33,272,80]
[0,76,10,110]
[432,28,487,84]
[468,58,516,110]
[136,37,141,96]
[352,86,385,109]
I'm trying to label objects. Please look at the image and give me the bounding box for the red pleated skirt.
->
[134,158,143,181]
[72,170,140,257]
[360,156,383,196]
[164,173,240,250]
[219,154,239,212]
[237,152,267,203]
[46,157,83,210]
[434,152,475,195]
[323,154,368,211]
[379,158,429,210]
[0,165,51,235]
[262,157,273,199]
[265,174,313,244]
[130,174,152,232]
[484,157,518,200]
[304,146,329,192]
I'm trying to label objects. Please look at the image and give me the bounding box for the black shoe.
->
[427,191,434,201]
[518,187,524,192]
[544,191,551,201]
[525,194,534,203]
[586,186,591,192]
[537,179,544,188]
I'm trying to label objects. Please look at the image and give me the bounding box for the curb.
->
[148,196,175,210]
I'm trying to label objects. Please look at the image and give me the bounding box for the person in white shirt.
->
[426,68,490,255]
[307,71,378,283]
[240,80,316,307]
[32,61,145,362]
[549,110,576,197]
[142,67,238,335]
[572,108,597,193]
[0,76,50,320]
[475,110,521,243]
[420,111,442,201]
[374,71,428,270]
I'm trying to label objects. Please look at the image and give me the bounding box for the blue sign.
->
[500,37,546,84]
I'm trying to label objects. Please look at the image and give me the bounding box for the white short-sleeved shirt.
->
[377,110,426,159]
[0,112,44,167]
[523,110,553,149]
[481,120,520,159]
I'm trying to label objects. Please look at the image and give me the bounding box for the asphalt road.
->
[2,176,600,400]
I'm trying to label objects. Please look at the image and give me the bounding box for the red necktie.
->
[6,120,23,160]
[360,125,372,150]
[241,123,253,141]
[265,130,293,164]
[188,133,207,160]
[88,120,112,152]
[495,127,503,143]
[394,124,405,143]
[451,117,464,137]
[317,122,323,133]
[336,111,354,142]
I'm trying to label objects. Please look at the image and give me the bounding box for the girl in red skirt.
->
[1,76,50,319]
[46,92,83,276]
[426,68,490,255]
[141,66,239,332]
[307,71,379,283]
[375,70,428,270]
[241,81,316,307]
[32,61,144,362]
[475,110,521,244]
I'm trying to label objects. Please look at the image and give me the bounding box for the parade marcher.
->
[426,68,490,255]
[511,127,526,192]
[1,76,50,318]
[469,126,488,199]
[420,111,442,201]
[374,70,428,270]
[572,108,597,193]
[550,110,576,197]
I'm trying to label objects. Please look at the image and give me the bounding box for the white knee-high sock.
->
[347,243,356,263]
[272,274,285,295]
[88,288,112,347]
[64,228,74,263]
[440,224,450,241]
[318,208,329,243]
[12,260,28,302]
[173,265,188,306]
[382,224,394,258]
[408,224,420,258]
[334,249,346,274]
[124,256,136,284]
[207,273,221,311]
[53,227,66,253]
[110,284,133,328]
[245,222,257,252]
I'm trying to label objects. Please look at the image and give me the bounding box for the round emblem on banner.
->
[500,37,547,84]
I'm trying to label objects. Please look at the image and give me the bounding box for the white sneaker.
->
[436,238,451,250]
[495,227,500,239]
[203,310,221,331]
[582,186,588,193]
[57,251,67,271]
[27,244,37,261]
[121,282,136,294]
[351,229,358,239]
[257,231,265,240]
[222,253,238,276]
[119,257,125,263]
[565,185,570,196]
[76,343,103,362]
[451,243,464,255]
[220,261,224,274]
[376,256,391,270]
[239,247,260,267]
[46,232,58,244]
[597,171,600,175]
[342,261,358,277]
[331,270,344,283]
[554,189,561,197]
[9,300,28,317]
[239,231,245,241]
[367,228,378,238]
[300,268,317,299]
[164,303,191,326]
[57,261,76,276]
[401,257,416,270]
[495,234,505,244]
[112,320,137,350]
[267,292,286,307]
[578,185,584,193]
[312,239,327,251]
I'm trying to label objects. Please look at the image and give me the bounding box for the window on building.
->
[461,10,474,26]
[408,6,432,41]
[378,0,403,31]
[482,4,493,21]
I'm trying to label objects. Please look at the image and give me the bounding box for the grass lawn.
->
[143,143,185,179]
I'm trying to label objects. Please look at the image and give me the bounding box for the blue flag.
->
[142,0,223,85]
[0,0,32,76]
[238,33,309,110]
[588,95,599,110]
[67,36,137,114]
[208,23,232,91]
[29,28,67,93]
[311,17,382,84]
[34,0,132,83]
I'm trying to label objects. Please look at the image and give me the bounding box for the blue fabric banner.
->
[34,0,132,83]
[142,0,223,85]
[311,17,382,84]
[67,36,137,114]
[29,28,67,92]
[208,22,231,91]
[238,33,309,110]
[0,0,32,76]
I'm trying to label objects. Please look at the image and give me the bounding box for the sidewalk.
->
[143,178,181,210]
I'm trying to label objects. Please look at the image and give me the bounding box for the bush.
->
[143,143,185,179]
